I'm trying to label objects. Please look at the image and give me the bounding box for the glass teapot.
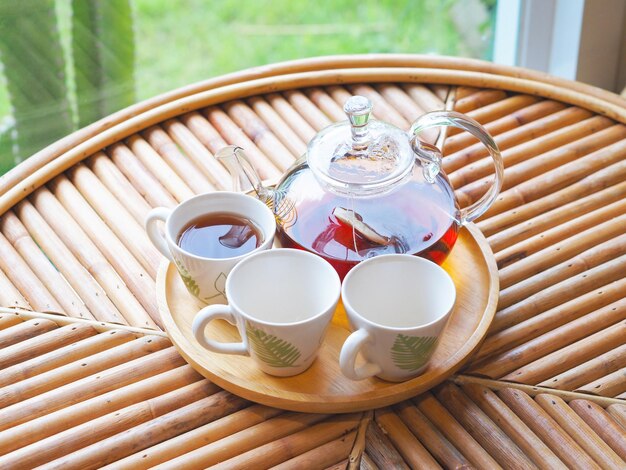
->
[217,95,503,279]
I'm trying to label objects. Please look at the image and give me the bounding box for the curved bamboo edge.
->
[3,54,623,197]
[1,66,625,217]
[0,307,168,338]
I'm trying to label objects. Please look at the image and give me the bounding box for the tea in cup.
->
[145,192,276,303]
[192,249,341,376]
[339,254,456,382]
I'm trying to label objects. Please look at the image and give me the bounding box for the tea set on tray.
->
[146,95,503,384]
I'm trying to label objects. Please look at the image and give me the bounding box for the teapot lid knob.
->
[344,96,372,127]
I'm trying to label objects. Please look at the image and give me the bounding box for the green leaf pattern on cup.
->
[391,335,437,371]
[174,257,199,297]
[246,321,301,368]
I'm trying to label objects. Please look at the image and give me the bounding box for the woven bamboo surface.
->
[0,55,624,467]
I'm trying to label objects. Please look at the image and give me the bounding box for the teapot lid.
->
[307,95,414,195]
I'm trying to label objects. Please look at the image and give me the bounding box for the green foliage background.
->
[0,0,495,174]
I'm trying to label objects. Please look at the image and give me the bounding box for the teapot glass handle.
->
[410,111,504,224]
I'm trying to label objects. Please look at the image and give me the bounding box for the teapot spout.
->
[216,146,273,203]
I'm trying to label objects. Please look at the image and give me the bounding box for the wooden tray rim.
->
[157,223,499,413]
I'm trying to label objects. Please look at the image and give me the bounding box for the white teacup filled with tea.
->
[339,254,456,382]
[145,192,276,303]
[192,249,341,377]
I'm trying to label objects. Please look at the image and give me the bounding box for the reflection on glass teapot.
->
[217,95,503,279]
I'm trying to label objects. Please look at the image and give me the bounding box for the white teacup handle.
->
[145,207,174,261]
[192,304,248,355]
[339,329,382,380]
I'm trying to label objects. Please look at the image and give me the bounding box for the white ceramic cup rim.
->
[341,254,456,332]
[164,191,275,262]
[225,248,341,328]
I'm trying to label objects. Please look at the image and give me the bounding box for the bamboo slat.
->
[107,144,178,209]
[264,92,317,142]
[247,96,308,156]
[157,412,329,469]
[68,164,161,277]
[30,186,157,329]
[284,89,333,130]
[0,328,134,389]
[392,402,472,469]
[376,84,428,121]
[0,381,221,470]
[305,87,347,121]
[0,346,185,431]
[497,389,601,469]
[0,322,94,370]
[374,407,441,469]
[569,400,626,461]
[491,256,626,334]
[0,229,64,314]
[540,344,626,391]
[162,117,231,187]
[363,420,411,470]
[412,393,501,469]
[444,104,584,173]
[325,84,355,109]
[435,384,536,469]
[0,313,24,330]
[475,280,626,362]
[0,268,30,310]
[0,318,57,350]
[271,432,355,470]
[498,234,626,312]
[400,84,446,112]
[0,211,88,317]
[204,106,281,180]
[0,335,171,409]
[224,100,297,169]
[39,391,247,470]
[474,298,625,380]
[141,124,214,194]
[448,94,539,137]
[454,89,508,114]
[484,138,626,218]
[106,405,283,469]
[535,394,626,469]
[88,153,158,224]
[15,199,127,325]
[348,84,409,129]
[453,117,620,198]
[444,99,564,156]
[460,384,565,468]
[125,135,195,202]
[48,175,161,326]
[485,180,626,248]
[498,314,626,384]
[578,368,626,397]
[607,404,626,430]
[495,196,626,271]
[211,413,361,470]
[0,364,202,456]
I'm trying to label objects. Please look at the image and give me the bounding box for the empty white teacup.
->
[145,192,276,303]
[339,255,456,382]
[192,249,341,377]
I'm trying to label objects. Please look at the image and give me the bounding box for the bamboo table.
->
[0,55,624,469]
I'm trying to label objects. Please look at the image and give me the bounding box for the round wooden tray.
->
[157,223,498,413]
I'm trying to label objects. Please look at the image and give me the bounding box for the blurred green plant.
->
[0,0,496,175]
[0,0,135,169]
